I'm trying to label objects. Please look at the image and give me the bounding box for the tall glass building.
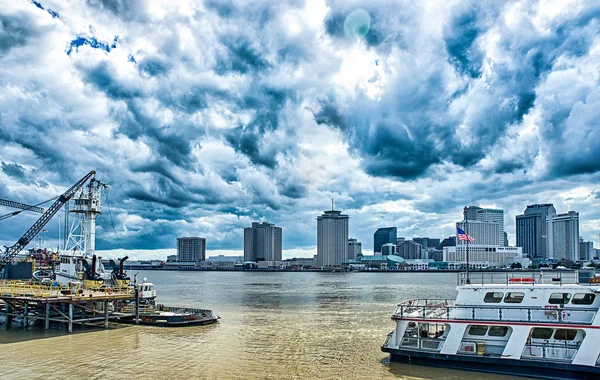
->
[373,227,397,255]
[317,210,349,267]
[244,222,282,262]
[515,204,556,258]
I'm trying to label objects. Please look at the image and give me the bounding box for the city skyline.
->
[1,1,600,261]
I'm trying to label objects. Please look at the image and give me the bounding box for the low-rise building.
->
[443,245,522,268]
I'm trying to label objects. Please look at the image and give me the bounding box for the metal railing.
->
[400,337,444,351]
[0,280,134,299]
[457,271,582,286]
[394,299,598,325]
[521,342,579,361]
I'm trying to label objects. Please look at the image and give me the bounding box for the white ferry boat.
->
[381,271,600,379]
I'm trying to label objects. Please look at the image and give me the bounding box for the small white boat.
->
[382,271,600,379]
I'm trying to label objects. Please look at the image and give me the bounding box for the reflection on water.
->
[0,272,524,379]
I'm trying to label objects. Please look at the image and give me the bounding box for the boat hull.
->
[382,346,600,380]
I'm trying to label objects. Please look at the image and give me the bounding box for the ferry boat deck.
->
[382,271,600,379]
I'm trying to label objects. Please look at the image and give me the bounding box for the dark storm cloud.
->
[0,13,37,54]
[215,37,270,75]
[84,61,141,99]
[1,162,26,179]
[443,6,483,78]
[226,87,296,169]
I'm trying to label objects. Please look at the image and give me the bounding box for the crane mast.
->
[0,171,97,272]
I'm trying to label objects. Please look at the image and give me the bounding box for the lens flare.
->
[344,9,371,40]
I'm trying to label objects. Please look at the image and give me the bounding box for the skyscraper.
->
[547,211,579,261]
[397,240,422,260]
[413,237,441,250]
[579,238,594,261]
[516,204,556,258]
[456,221,500,245]
[348,238,362,260]
[464,206,505,245]
[244,222,282,262]
[317,210,349,267]
[177,237,206,262]
[374,227,397,254]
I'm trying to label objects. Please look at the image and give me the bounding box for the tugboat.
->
[381,271,600,379]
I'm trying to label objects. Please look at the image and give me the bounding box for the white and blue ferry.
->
[382,271,600,379]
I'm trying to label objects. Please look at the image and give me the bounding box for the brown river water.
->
[0,271,526,379]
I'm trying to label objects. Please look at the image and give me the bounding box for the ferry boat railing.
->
[400,337,445,351]
[394,300,598,325]
[521,342,579,361]
[457,271,580,286]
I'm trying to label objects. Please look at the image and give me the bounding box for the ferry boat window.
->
[572,293,595,305]
[548,293,571,305]
[504,292,525,303]
[468,325,488,336]
[484,292,504,303]
[553,329,577,341]
[531,328,553,339]
[488,326,509,337]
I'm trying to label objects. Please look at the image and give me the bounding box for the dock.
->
[0,281,139,332]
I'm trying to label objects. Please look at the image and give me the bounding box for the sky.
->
[1,0,600,260]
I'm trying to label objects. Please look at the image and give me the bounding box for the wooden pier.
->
[0,281,139,332]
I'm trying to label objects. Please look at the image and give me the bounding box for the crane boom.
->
[0,170,97,269]
[0,197,44,213]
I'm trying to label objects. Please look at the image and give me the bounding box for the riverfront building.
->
[177,237,206,262]
[547,211,579,261]
[397,240,422,260]
[374,227,397,255]
[317,210,349,267]
[381,243,396,256]
[515,204,556,258]
[244,222,282,262]
[464,206,505,246]
[456,220,500,246]
[413,237,441,250]
[443,245,522,268]
[348,238,362,260]
[579,239,594,261]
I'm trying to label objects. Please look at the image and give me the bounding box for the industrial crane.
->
[0,196,44,214]
[0,195,46,221]
[0,171,97,275]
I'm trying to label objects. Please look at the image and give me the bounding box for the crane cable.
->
[104,188,122,248]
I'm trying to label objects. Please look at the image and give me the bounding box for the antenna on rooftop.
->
[331,198,334,211]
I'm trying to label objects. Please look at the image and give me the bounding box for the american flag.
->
[457,227,475,243]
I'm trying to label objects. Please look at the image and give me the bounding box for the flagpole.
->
[466,220,470,284]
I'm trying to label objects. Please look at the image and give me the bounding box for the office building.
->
[396,237,406,246]
[413,237,441,250]
[547,211,579,261]
[374,227,397,254]
[317,210,349,267]
[456,221,500,246]
[516,204,556,258]
[244,222,282,262]
[397,240,422,260]
[504,232,509,247]
[177,237,206,262]
[438,236,456,250]
[381,243,396,256]
[579,238,594,261]
[348,238,362,260]
[464,206,505,246]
